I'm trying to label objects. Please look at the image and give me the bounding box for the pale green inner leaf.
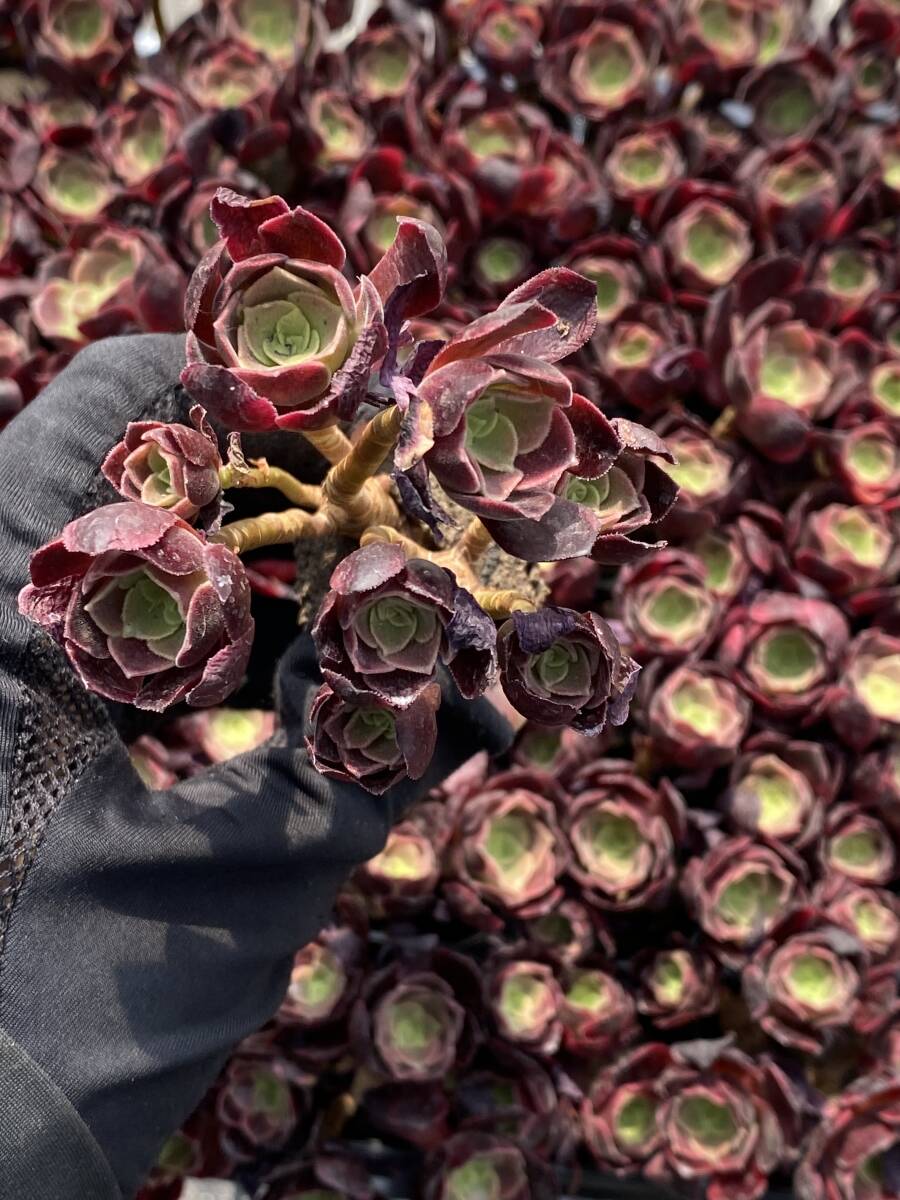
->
[716,869,783,930]
[616,1094,658,1146]
[855,655,900,721]
[121,574,185,648]
[252,1070,291,1116]
[670,678,722,737]
[388,998,443,1057]
[566,970,607,1014]
[500,973,551,1033]
[364,596,437,657]
[787,952,839,1010]
[236,0,298,54]
[762,82,816,138]
[446,1157,502,1200]
[676,1095,739,1149]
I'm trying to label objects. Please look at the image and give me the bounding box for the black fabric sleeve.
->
[0,336,512,1198]
[0,1030,121,1200]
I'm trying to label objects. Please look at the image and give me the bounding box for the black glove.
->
[0,334,511,1200]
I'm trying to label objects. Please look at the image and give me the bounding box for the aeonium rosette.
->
[683,836,808,965]
[742,908,895,1056]
[644,661,752,770]
[351,950,481,1084]
[497,606,639,734]
[564,759,685,912]
[487,959,563,1055]
[101,408,223,526]
[655,1041,803,1200]
[718,592,850,722]
[447,783,567,927]
[19,502,253,712]
[312,543,497,708]
[704,255,857,462]
[796,1072,900,1200]
[819,875,900,964]
[823,804,896,889]
[354,816,441,917]
[559,966,638,1059]
[828,630,900,751]
[583,1043,671,1173]
[306,683,440,796]
[723,734,835,851]
[424,1132,553,1200]
[588,1039,802,1200]
[634,943,720,1030]
[409,268,675,561]
[181,188,446,431]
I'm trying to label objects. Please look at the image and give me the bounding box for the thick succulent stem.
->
[457,517,494,565]
[323,406,402,504]
[473,588,537,617]
[360,524,480,589]
[302,424,354,465]
[218,464,321,508]
[211,509,330,554]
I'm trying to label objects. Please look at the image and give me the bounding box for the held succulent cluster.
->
[4,0,900,1198]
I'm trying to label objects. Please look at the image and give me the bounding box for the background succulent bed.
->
[2,0,900,1198]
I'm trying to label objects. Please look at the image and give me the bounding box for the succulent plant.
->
[829,629,900,751]
[31,226,185,348]
[307,683,440,795]
[635,944,720,1031]
[19,503,253,710]
[718,592,850,722]
[618,549,720,660]
[101,409,223,525]
[820,876,900,964]
[564,760,684,911]
[488,959,562,1054]
[559,965,638,1058]
[796,1072,900,1200]
[181,188,445,431]
[822,804,896,888]
[497,606,639,733]
[683,836,807,964]
[723,734,836,850]
[645,661,752,769]
[215,1047,310,1161]
[789,493,900,596]
[655,1041,803,1200]
[312,543,496,708]
[352,951,481,1084]
[354,818,441,916]
[424,1131,550,1200]
[448,783,566,925]
[742,908,878,1055]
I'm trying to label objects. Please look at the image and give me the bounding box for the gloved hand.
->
[0,335,512,1200]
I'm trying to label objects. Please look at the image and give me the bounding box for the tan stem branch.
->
[219,464,321,509]
[360,525,480,590]
[302,424,354,465]
[211,509,330,555]
[457,518,493,565]
[473,589,537,618]
[323,407,402,506]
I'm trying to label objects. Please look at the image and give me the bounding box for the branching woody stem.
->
[323,407,402,505]
[218,464,321,508]
[360,525,481,590]
[473,589,538,618]
[457,518,493,565]
[302,424,354,465]
[211,509,330,554]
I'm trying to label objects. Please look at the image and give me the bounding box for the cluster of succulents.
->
[3,0,900,1196]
